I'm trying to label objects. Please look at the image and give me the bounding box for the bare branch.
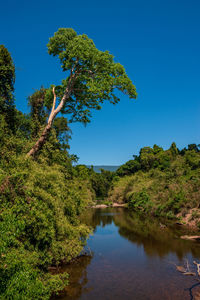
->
[52,86,57,112]
[194,261,200,276]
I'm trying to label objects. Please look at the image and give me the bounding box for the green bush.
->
[128,190,150,211]
[0,156,92,299]
[109,143,200,223]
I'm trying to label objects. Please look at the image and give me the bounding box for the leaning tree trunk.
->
[26,86,70,157]
[26,120,54,157]
[26,66,79,157]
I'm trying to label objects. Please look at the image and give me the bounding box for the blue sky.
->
[1,0,200,165]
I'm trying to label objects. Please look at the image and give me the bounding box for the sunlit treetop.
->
[27,28,137,157]
[46,28,137,124]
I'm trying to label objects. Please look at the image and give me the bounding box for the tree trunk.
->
[26,87,69,157]
[26,67,78,157]
[26,121,53,157]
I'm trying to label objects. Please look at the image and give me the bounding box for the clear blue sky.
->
[1,0,200,165]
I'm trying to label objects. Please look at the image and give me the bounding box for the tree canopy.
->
[47,28,137,122]
[27,28,137,156]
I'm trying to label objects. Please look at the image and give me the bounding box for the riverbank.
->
[91,202,200,233]
[92,202,127,208]
[107,144,200,231]
[53,207,200,300]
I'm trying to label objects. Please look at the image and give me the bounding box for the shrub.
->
[0,156,92,299]
[128,190,150,211]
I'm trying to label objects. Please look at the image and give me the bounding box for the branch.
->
[52,86,57,112]
[53,67,80,116]
[70,58,79,76]
[194,261,200,276]
[47,86,57,123]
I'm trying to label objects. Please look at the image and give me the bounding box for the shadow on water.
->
[52,255,93,299]
[54,208,200,300]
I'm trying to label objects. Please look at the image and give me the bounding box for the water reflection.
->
[82,208,200,260]
[53,256,93,299]
[54,208,200,300]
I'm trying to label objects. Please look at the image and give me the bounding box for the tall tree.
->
[27,28,137,157]
[0,45,16,132]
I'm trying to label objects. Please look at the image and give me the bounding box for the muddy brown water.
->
[54,208,200,300]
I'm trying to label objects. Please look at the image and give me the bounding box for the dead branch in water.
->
[194,261,200,276]
[170,259,200,299]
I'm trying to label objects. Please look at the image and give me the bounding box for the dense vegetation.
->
[1,27,199,299]
[0,27,136,299]
[108,143,200,227]
[0,102,94,298]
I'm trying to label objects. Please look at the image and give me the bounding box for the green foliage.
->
[46,28,137,124]
[0,155,92,299]
[53,117,72,149]
[169,142,179,157]
[89,168,114,199]
[154,191,186,217]
[15,110,31,138]
[128,190,151,211]
[72,165,114,200]
[139,147,155,170]
[115,144,178,176]
[185,150,200,169]
[0,75,94,299]
[28,87,47,138]
[188,144,200,152]
[0,45,15,103]
[109,143,200,223]
[0,45,16,132]
[116,159,141,176]
[0,81,94,297]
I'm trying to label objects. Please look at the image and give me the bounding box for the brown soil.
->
[177,208,200,228]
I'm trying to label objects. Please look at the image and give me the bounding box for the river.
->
[54,207,200,300]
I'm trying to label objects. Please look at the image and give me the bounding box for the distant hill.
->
[87,165,120,173]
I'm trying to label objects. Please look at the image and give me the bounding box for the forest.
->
[0,28,199,299]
